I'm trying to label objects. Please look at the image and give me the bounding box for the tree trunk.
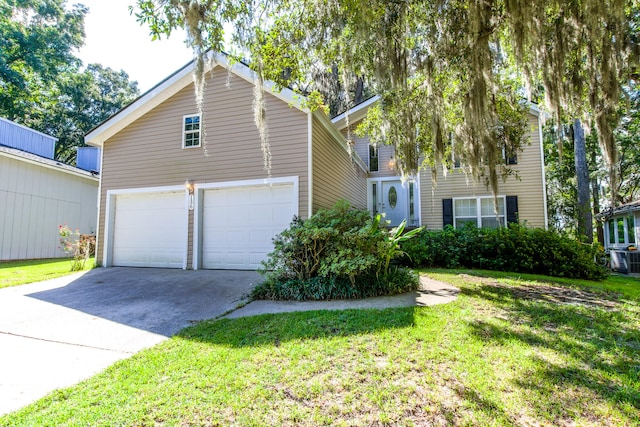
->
[354,76,365,104]
[591,150,604,246]
[573,118,593,243]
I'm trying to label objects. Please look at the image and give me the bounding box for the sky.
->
[76,0,193,93]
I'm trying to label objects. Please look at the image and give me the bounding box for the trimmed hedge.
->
[400,224,608,280]
[252,267,419,301]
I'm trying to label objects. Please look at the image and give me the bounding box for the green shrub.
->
[255,200,421,300]
[252,267,420,301]
[400,224,608,280]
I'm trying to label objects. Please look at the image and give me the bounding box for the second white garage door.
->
[201,183,296,269]
[112,191,186,268]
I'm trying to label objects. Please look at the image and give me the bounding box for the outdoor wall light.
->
[185,180,195,210]
[388,156,397,170]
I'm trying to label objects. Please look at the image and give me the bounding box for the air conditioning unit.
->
[610,251,628,274]
[629,251,640,274]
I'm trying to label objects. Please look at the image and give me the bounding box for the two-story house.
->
[87,54,547,270]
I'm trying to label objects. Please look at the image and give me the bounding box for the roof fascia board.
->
[332,96,543,130]
[86,52,308,147]
[528,103,543,117]
[331,96,379,130]
[0,150,99,181]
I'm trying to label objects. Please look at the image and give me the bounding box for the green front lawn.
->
[2,270,639,426]
[0,258,95,289]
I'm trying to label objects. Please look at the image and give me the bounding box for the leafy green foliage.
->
[48,64,139,163]
[400,224,608,280]
[0,0,139,164]
[545,84,640,241]
[254,201,420,300]
[614,84,640,203]
[252,267,419,301]
[133,0,636,205]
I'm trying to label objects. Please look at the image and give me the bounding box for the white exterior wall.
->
[0,155,99,260]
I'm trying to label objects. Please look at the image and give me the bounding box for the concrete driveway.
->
[0,267,259,415]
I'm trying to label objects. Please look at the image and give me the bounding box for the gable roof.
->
[597,199,640,220]
[0,144,99,181]
[331,96,379,130]
[85,52,308,147]
[331,96,543,131]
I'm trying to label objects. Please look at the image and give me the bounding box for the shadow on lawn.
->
[177,306,417,348]
[462,281,640,422]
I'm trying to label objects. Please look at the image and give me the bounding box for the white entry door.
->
[381,180,408,226]
[112,191,186,268]
[201,183,296,270]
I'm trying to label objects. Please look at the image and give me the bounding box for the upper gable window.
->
[369,145,379,172]
[183,115,201,148]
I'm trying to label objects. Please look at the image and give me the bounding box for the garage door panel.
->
[112,192,185,268]
[202,183,295,270]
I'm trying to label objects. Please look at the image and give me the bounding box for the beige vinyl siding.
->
[342,121,397,177]
[97,66,309,265]
[312,116,368,211]
[419,114,546,229]
[0,154,98,260]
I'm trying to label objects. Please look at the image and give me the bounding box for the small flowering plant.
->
[58,224,90,271]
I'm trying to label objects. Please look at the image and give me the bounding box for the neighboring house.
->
[333,97,548,229]
[599,200,639,274]
[85,53,367,270]
[87,54,547,271]
[76,146,102,173]
[0,118,99,261]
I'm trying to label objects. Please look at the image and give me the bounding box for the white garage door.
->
[201,183,296,270]
[112,192,186,268]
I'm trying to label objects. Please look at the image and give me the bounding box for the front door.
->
[381,180,408,226]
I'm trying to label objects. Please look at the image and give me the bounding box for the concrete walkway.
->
[0,270,458,416]
[225,275,460,318]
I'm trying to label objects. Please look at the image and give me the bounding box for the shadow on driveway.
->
[26,267,260,337]
[0,267,259,415]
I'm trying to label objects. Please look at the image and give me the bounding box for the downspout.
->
[537,115,549,229]
[95,142,104,266]
[308,112,313,219]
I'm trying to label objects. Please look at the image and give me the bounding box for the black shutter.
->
[506,196,518,224]
[443,198,453,227]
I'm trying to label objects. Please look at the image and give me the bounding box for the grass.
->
[1,269,639,426]
[0,257,95,289]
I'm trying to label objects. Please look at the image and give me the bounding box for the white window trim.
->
[453,196,506,229]
[182,114,201,149]
[605,215,637,249]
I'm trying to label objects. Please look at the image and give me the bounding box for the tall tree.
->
[544,85,639,241]
[0,0,139,164]
[133,0,638,198]
[0,0,86,120]
[614,84,640,203]
[572,119,593,242]
[47,64,139,162]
